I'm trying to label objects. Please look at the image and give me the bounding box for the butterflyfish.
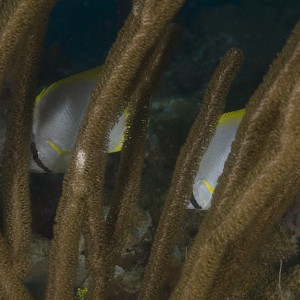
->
[28,67,126,173]
[188,109,245,210]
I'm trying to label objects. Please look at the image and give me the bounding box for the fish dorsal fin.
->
[35,66,102,104]
[218,108,245,125]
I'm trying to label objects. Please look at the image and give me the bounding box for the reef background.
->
[30,0,300,236]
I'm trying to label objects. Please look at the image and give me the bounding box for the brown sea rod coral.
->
[171,20,300,300]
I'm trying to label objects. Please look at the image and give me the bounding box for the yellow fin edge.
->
[35,66,102,104]
[218,108,245,125]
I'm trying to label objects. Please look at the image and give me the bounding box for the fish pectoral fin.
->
[46,140,69,156]
[201,179,215,194]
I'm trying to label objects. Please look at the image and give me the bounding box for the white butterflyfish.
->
[188,109,245,210]
[29,66,126,173]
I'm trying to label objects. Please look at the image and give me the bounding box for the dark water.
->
[43,0,300,111]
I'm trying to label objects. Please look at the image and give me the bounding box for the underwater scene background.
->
[1,0,300,299]
[32,0,300,233]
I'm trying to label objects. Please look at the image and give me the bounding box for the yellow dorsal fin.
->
[35,66,102,104]
[218,108,245,125]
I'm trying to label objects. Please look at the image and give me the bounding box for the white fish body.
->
[188,109,245,209]
[31,67,126,173]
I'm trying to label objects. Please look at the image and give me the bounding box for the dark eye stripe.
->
[30,141,52,173]
[189,194,202,209]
